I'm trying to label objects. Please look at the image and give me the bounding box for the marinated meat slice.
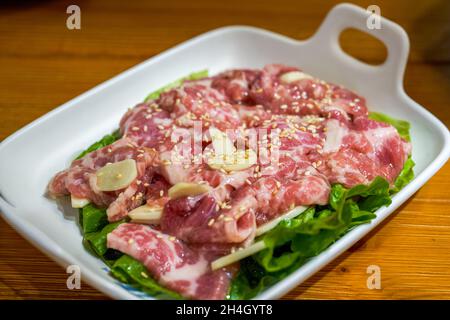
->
[144,174,171,208]
[160,173,329,245]
[249,64,368,120]
[227,175,330,227]
[158,82,241,131]
[211,69,261,104]
[48,138,157,220]
[107,223,235,300]
[161,194,256,245]
[120,103,173,148]
[106,167,154,222]
[319,118,411,187]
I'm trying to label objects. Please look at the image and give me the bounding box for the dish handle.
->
[308,3,410,89]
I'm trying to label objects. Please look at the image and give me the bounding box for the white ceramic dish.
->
[0,3,449,300]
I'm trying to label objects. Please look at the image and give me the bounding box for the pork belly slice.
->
[161,194,256,245]
[160,172,330,245]
[211,68,261,104]
[120,103,173,148]
[48,138,158,221]
[319,118,411,188]
[107,223,235,300]
[229,175,330,227]
[249,64,368,121]
[157,81,242,131]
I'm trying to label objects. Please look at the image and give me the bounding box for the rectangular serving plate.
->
[0,3,449,300]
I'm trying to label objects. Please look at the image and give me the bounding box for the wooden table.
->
[1,0,449,300]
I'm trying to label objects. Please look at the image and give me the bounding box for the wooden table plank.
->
[1,0,449,300]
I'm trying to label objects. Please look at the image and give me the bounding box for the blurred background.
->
[0,0,449,299]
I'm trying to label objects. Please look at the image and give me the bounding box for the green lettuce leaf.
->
[83,220,125,266]
[368,112,411,141]
[144,70,209,101]
[79,203,109,234]
[392,157,415,193]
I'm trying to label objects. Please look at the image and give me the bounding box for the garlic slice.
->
[128,204,163,224]
[71,195,90,208]
[256,206,308,236]
[207,148,257,172]
[209,127,236,156]
[96,159,138,192]
[211,241,266,271]
[206,128,257,172]
[280,71,313,84]
[168,182,211,199]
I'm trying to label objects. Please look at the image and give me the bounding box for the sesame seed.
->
[224,216,234,222]
[157,125,164,130]
[143,125,148,132]
[159,190,164,197]
[169,236,176,241]
[140,272,149,278]
[128,239,134,244]
[132,126,140,131]
[208,218,215,226]
[245,179,252,185]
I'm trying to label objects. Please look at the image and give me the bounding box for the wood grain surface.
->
[1,0,449,300]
